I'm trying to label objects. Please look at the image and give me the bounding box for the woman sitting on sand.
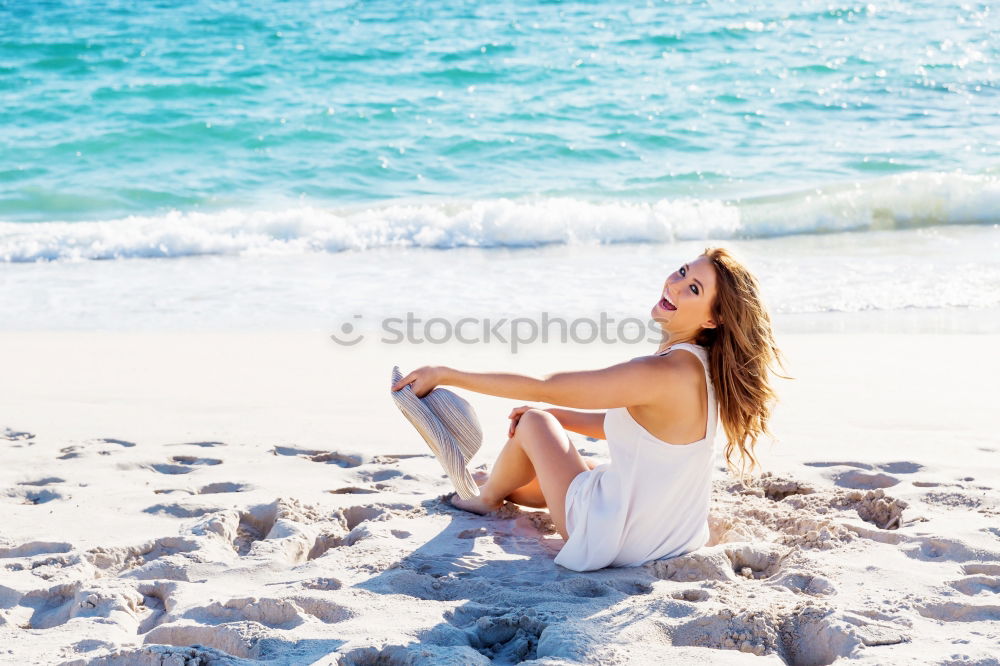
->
[391,247,784,571]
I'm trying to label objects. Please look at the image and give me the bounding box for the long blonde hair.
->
[694,247,790,482]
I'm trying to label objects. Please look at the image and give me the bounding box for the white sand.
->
[1,330,998,665]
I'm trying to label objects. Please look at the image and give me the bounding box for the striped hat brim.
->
[390,366,482,500]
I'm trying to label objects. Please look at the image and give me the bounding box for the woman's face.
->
[651,255,719,335]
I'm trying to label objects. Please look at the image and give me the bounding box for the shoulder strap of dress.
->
[659,343,710,375]
[657,343,716,439]
[658,342,705,360]
[662,344,717,440]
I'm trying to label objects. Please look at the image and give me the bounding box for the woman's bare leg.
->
[475,458,599,508]
[450,409,591,539]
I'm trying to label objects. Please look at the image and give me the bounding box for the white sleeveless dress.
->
[553,342,717,572]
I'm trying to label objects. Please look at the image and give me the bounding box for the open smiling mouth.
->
[659,294,677,311]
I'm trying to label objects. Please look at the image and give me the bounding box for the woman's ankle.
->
[476,484,504,507]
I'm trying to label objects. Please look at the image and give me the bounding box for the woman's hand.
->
[508,405,547,438]
[391,366,447,398]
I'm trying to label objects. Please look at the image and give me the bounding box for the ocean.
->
[1,0,998,333]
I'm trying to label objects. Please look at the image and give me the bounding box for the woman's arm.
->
[546,408,606,440]
[392,357,675,410]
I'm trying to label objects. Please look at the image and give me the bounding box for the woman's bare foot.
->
[449,492,502,515]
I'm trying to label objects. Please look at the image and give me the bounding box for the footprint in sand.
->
[917,601,1000,622]
[180,595,352,630]
[3,552,77,577]
[370,453,431,464]
[92,501,338,575]
[671,608,775,657]
[136,581,178,634]
[57,438,137,459]
[149,456,223,475]
[877,461,923,474]
[339,644,488,666]
[198,482,248,494]
[229,502,298,557]
[805,461,874,470]
[18,477,65,487]
[336,504,397,530]
[948,574,1000,596]
[86,535,200,578]
[89,437,136,448]
[332,504,415,548]
[327,503,420,552]
[359,468,412,482]
[647,543,791,583]
[445,606,553,663]
[902,536,1000,564]
[0,540,77,580]
[299,576,342,591]
[608,580,654,596]
[725,543,792,581]
[0,541,73,558]
[670,588,710,602]
[807,461,923,491]
[4,488,64,505]
[143,503,219,518]
[170,455,222,466]
[308,533,345,559]
[168,441,227,448]
[563,577,613,599]
[164,499,327,564]
[15,581,149,631]
[1,427,35,441]
[141,622,261,659]
[254,504,416,560]
[271,445,362,468]
[154,482,250,496]
[834,488,908,530]
[920,491,984,510]
[680,603,911,661]
[16,583,82,629]
[71,639,116,654]
[833,469,900,490]
[148,463,195,475]
[770,570,837,597]
[756,474,815,501]
[189,498,404,561]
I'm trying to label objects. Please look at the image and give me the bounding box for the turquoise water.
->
[1,1,998,330]
[2,0,998,224]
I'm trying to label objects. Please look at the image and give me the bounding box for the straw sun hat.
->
[390,366,483,500]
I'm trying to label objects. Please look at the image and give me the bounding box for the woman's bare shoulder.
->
[621,350,705,402]
[640,348,704,371]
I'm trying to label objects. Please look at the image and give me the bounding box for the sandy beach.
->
[5,0,1000,662]
[1,329,998,665]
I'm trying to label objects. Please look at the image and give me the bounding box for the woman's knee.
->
[515,412,575,460]
[517,408,558,431]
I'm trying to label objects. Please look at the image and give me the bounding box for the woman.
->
[391,247,785,571]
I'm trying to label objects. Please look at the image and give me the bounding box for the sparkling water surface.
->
[1,0,998,329]
[3,0,998,219]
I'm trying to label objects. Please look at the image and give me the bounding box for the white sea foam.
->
[738,171,1000,236]
[1,223,998,331]
[0,172,997,263]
